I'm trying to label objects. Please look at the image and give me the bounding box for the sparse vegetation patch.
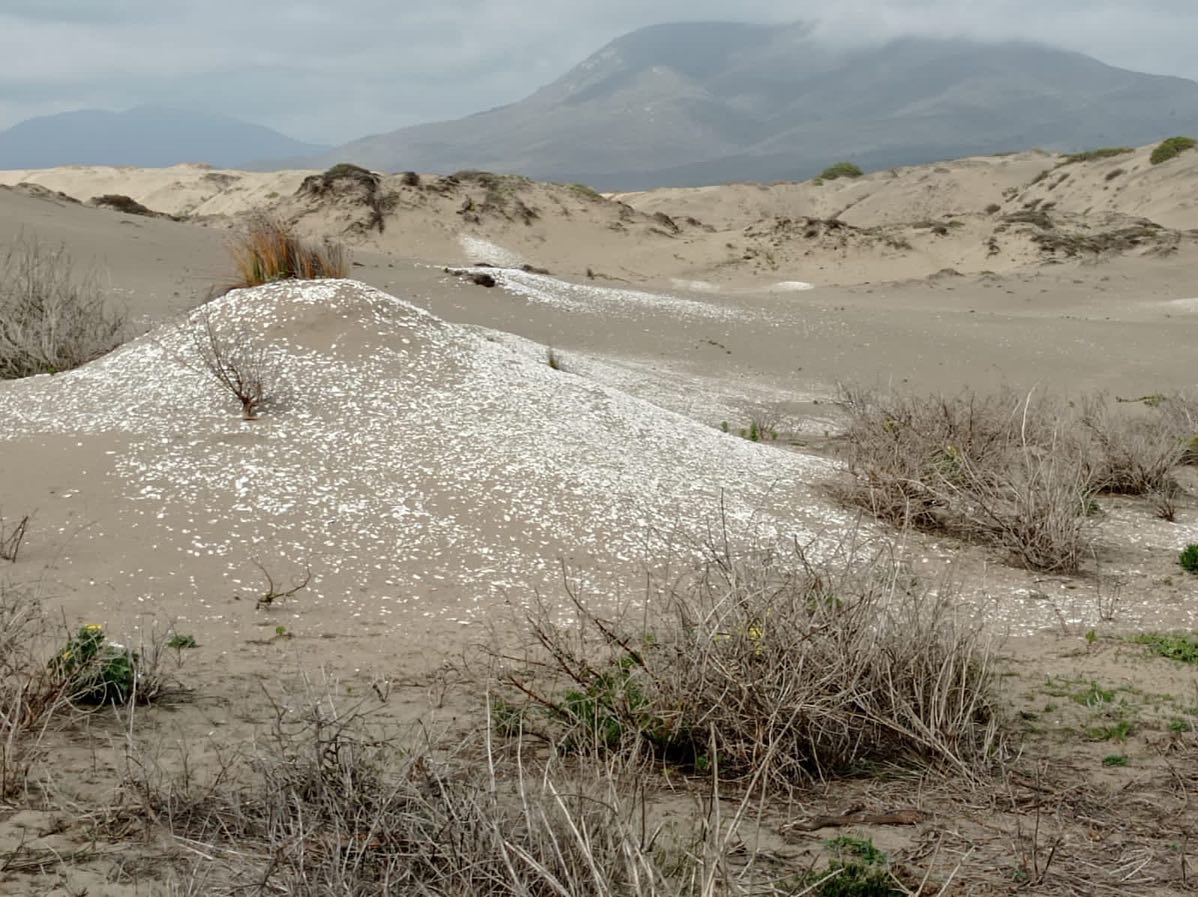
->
[818,162,864,181]
[1150,136,1196,165]
[223,215,348,292]
[1061,147,1134,165]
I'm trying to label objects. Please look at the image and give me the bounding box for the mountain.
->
[0,106,328,169]
[310,22,1198,189]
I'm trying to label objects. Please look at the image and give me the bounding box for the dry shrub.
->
[225,215,348,292]
[834,388,1119,572]
[129,697,760,897]
[0,237,127,379]
[498,542,1000,790]
[188,304,278,419]
[0,511,30,562]
[0,584,71,798]
[1079,396,1187,495]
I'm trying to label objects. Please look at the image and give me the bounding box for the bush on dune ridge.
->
[1150,136,1196,166]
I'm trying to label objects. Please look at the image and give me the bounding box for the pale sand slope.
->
[6,141,1198,290]
[0,279,849,665]
[0,185,229,321]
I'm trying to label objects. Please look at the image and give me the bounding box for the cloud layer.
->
[2,1,1196,144]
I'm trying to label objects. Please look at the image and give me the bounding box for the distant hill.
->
[309,22,1198,189]
[0,106,328,169]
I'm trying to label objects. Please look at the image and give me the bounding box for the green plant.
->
[1150,136,1196,165]
[51,624,141,705]
[167,633,198,650]
[1061,147,1134,164]
[827,836,888,866]
[1086,719,1133,742]
[1168,718,1193,733]
[1073,682,1115,707]
[1180,545,1198,575]
[1102,754,1129,767]
[818,162,864,181]
[1135,631,1198,664]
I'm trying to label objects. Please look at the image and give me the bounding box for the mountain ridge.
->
[307,22,1198,189]
[0,105,328,169]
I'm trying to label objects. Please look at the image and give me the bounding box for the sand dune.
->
[5,141,1198,292]
[0,279,847,650]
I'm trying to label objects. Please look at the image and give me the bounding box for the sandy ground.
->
[1,144,1197,894]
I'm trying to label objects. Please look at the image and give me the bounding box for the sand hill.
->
[5,141,1198,294]
[0,279,848,652]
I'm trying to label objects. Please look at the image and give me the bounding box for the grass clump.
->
[0,237,127,379]
[818,162,864,181]
[497,541,1000,789]
[1061,147,1134,164]
[1150,136,1197,165]
[224,216,348,292]
[1180,545,1198,575]
[797,837,905,896]
[1135,631,1198,664]
[1102,754,1130,768]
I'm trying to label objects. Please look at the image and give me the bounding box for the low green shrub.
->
[1180,545,1198,575]
[1061,147,1133,164]
[52,624,140,705]
[1150,136,1197,166]
[818,162,864,181]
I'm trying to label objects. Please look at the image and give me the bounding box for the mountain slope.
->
[0,106,328,169]
[311,22,1198,189]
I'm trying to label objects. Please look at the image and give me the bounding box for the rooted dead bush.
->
[496,542,1001,789]
[1079,396,1187,495]
[224,215,348,292]
[834,388,1104,572]
[188,305,279,419]
[0,237,127,379]
[128,697,761,897]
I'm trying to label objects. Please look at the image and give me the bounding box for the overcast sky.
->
[2,1,1198,145]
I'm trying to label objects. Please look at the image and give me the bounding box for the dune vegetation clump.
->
[834,388,1195,573]
[817,161,864,181]
[0,237,127,379]
[224,215,348,292]
[1060,147,1134,164]
[1150,136,1197,166]
[495,542,1000,789]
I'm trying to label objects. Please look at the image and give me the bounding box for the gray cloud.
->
[1,1,1197,144]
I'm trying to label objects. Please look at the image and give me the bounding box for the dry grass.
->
[833,388,1198,572]
[224,215,348,293]
[0,584,71,800]
[494,540,1001,790]
[0,512,30,563]
[126,693,769,897]
[0,237,127,379]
